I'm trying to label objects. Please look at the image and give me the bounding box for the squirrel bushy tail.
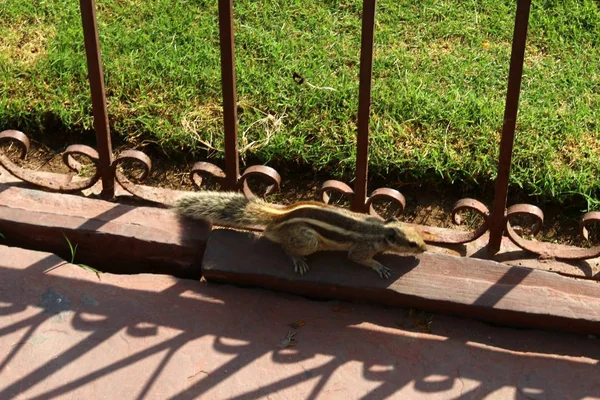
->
[174,191,278,227]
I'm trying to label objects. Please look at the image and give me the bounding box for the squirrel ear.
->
[385,216,399,224]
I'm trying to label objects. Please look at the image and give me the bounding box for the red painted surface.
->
[1,245,599,399]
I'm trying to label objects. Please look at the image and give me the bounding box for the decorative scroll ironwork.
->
[319,179,490,245]
[190,160,281,199]
[319,180,354,206]
[0,131,281,205]
[365,188,407,217]
[319,180,407,219]
[111,150,282,204]
[191,161,227,189]
[440,198,490,244]
[505,204,600,260]
[112,149,166,203]
[238,165,281,198]
[0,130,101,192]
[192,162,282,199]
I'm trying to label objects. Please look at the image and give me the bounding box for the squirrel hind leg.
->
[273,224,321,276]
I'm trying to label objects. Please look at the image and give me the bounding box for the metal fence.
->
[1,0,599,260]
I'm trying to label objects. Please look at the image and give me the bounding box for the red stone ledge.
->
[1,183,599,334]
[3,166,600,279]
[202,229,600,335]
[0,184,210,278]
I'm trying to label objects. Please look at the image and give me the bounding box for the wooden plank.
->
[202,228,600,335]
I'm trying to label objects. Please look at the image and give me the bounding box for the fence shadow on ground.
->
[0,252,598,399]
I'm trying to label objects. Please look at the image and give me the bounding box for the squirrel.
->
[174,191,427,279]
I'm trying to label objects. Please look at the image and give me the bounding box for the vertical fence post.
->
[218,0,241,191]
[488,0,532,254]
[79,0,114,198]
[352,0,377,213]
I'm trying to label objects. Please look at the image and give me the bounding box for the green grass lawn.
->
[1,0,599,207]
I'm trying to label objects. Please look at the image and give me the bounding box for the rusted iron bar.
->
[218,0,241,190]
[351,0,377,213]
[488,0,532,254]
[79,0,114,198]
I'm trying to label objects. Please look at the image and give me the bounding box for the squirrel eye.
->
[408,242,418,248]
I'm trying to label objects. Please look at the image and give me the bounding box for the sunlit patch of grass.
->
[0,0,598,207]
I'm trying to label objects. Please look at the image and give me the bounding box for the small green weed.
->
[63,233,102,279]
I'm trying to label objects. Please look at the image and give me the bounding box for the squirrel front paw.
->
[375,265,391,279]
[291,256,310,275]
